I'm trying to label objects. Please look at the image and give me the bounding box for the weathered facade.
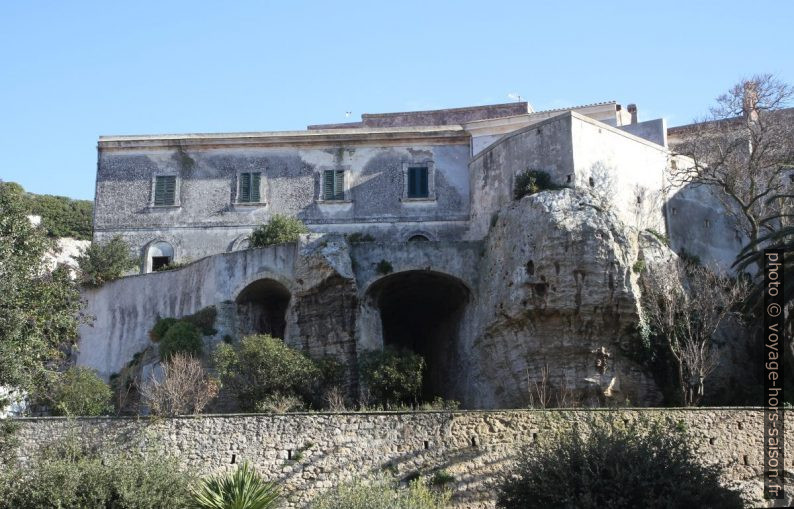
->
[82,101,683,408]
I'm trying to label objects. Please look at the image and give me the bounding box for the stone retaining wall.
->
[11,409,791,508]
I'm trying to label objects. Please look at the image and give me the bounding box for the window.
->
[408,234,430,242]
[407,166,429,198]
[153,176,176,206]
[238,172,261,203]
[323,170,345,201]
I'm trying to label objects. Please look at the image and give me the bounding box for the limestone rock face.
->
[43,237,90,278]
[462,188,665,408]
[289,235,359,394]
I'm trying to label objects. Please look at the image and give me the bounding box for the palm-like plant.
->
[192,462,280,509]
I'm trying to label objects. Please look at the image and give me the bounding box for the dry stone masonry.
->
[13,409,792,508]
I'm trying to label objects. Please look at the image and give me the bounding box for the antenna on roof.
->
[345,111,352,118]
[507,93,523,102]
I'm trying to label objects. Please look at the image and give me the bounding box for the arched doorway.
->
[365,270,469,401]
[144,240,174,273]
[236,279,291,339]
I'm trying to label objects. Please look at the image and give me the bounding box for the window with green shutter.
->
[322,170,345,200]
[407,166,429,198]
[238,172,261,203]
[153,176,176,206]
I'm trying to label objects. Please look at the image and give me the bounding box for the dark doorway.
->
[151,256,171,271]
[368,271,469,401]
[236,279,291,339]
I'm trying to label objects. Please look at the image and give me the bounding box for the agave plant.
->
[192,462,280,509]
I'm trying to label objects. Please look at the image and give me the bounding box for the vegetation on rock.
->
[513,170,562,200]
[159,321,203,361]
[76,235,138,287]
[139,353,218,416]
[358,347,425,407]
[0,182,93,240]
[248,214,308,247]
[213,334,320,412]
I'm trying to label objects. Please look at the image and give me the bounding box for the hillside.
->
[0,181,93,240]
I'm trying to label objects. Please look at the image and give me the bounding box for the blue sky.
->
[1,1,792,200]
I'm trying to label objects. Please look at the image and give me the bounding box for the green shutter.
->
[164,176,176,205]
[407,167,429,198]
[323,170,335,200]
[154,176,176,206]
[251,173,261,202]
[418,167,428,197]
[334,170,345,200]
[239,173,251,202]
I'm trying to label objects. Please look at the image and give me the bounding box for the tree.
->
[0,183,84,395]
[248,214,308,247]
[640,261,748,406]
[47,366,113,416]
[670,74,794,254]
[75,235,138,287]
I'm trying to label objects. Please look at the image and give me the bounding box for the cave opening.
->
[368,271,469,402]
[236,279,291,339]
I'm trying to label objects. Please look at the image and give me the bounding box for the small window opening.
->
[151,256,171,271]
[470,437,477,447]
[672,207,677,216]
[566,174,571,183]
[423,440,429,450]
[526,260,535,276]
[588,177,595,187]
[408,234,430,242]
[230,454,236,464]
[407,166,429,198]
[704,219,711,229]
[287,449,292,460]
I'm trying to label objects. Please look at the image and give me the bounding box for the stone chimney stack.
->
[742,81,759,123]
[627,104,638,124]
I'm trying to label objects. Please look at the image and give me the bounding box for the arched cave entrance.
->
[367,271,469,401]
[236,279,291,339]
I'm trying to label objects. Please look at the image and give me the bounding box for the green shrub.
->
[76,235,138,287]
[0,182,93,240]
[181,306,218,336]
[513,170,561,200]
[160,321,203,361]
[495,415,743,509]
[644,228,670,246]
[48,366,113,416]
[213,334,321,411]
[376,259,393,275]
[347,232,375,243]
[632,259,646,274]
[192,462,279,509]
[248,214,308,247]
[359,347,425,406]
[150,317,179,342]
[154,259,192,271]
[0,436,195,509]
[312,475,450,509]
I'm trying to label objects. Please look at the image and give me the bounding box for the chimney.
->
[742,81,759,123]
[627,104,638,124]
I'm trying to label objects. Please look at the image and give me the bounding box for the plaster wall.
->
[76,244,298,379]
[95,142,471,265]
[570,114,669,231]
[12,409,789,508]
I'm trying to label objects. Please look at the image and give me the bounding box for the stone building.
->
[82,100,680,408]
